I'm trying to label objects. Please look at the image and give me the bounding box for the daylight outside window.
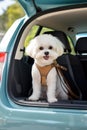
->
[0,0,25,42]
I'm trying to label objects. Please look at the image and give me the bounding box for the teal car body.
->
[0,0,87,130]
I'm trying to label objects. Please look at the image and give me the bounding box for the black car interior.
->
[8,30,87,105]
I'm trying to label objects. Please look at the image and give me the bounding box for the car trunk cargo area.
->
[7,4,87,109]
[7,54,87,109]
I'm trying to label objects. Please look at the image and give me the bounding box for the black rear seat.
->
[75,37,87,54]
[75,37,87,83]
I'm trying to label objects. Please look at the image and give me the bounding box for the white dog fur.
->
[26,34,68,103]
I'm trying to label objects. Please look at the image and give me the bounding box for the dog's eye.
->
[49,46,53,50]
[39,46,44,50]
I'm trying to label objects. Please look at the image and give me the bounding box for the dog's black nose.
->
[44,51,49,55]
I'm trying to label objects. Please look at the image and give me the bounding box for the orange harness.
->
[36,61,66,86]
[36,64,54,86]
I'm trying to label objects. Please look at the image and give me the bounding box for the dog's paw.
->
[48,97,58,103]
[28,95,39,101]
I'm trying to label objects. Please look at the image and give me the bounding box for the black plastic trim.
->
[12,98,87,110]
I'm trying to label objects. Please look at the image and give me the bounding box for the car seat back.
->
[75,37,87,80]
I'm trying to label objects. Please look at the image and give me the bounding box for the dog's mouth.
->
[43,55,49,60]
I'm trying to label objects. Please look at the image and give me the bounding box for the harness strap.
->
[53,60,79,99]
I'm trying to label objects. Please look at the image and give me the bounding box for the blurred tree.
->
[6,2,25,29]
[0,1,25,32]
[0,11,7,32]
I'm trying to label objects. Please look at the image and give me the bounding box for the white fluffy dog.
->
[26,34,68,103]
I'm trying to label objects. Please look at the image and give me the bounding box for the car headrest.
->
[44,31,71,52]
[75,37,87,54]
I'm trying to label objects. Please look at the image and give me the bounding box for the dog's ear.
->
[57,45,64,56]
[25,39,35,58]
[56,39,64,57]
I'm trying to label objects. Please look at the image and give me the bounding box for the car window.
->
[67,36,75,55]
[24,25,39,47]
[40,27,53,34]
[24,25,75,55]
[76,33,87,40]
[24,25,53,47]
